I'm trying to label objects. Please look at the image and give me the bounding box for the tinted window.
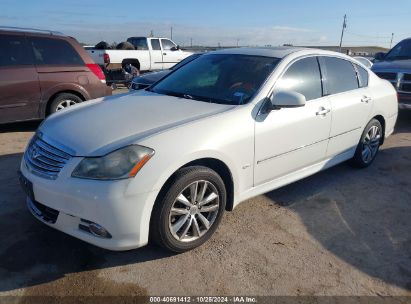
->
[356,65,369,87]
[0,35,33,67]
[161,39,176,51]
[275,57,322,101]
[30,37,84,66]
[127,37,148,50]
[323,57,358,94]
[170,53,201,70]
[151,54,279,105]
[385,39,411,61]
[150,39,161,50]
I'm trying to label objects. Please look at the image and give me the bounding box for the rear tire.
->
[350,118,383,168]
[49,93,83,114]
[150,166,226,253]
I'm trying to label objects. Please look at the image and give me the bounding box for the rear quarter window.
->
[29,37,84,66]
[323,57,359,94]
[356,64,369,87]
[0,34,33,67]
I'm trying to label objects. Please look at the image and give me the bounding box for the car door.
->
[320,56,373,157]
[0,33,41,123]
[149,39,164,70]
[254,56,332,185]
[160,39,180,69]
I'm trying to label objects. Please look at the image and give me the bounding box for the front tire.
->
[351,118,383,168]
[150,166,226,253]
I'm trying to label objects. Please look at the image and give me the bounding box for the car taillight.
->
[103,53,110,64]
[86,63,106,83]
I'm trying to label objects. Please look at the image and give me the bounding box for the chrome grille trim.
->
[24,136,72,180]
[376,72,411,94]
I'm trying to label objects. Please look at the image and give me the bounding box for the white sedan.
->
[19,47,398,252]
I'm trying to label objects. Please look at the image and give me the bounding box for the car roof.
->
[0,26,65,37]
[208,47,309,58]
[206,47,356,61]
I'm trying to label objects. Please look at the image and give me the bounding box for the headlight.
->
[72,145,154,180]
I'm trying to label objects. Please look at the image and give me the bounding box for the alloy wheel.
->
[168,180,220,242]
[56,99,77,111]
[361,125,381,163]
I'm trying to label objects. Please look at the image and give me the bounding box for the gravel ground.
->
[0,94,410,297]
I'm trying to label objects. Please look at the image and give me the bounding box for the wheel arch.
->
[122,58,141,70]
[372,114,386,145]
[154,157,235,212]
[45,90,86,116]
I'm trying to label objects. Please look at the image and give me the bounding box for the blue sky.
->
[1,0,409,47]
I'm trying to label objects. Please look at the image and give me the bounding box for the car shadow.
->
[264,144,411,291]
[0,120,41,133]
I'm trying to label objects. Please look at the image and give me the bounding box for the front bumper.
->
[20,157,158,251]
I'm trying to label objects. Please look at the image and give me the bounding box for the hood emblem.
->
[31,147,40,160]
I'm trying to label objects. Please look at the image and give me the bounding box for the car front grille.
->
[375,72,411,94]
[403,73,411,81]
[401,83,411,93]
[24,136,72,180]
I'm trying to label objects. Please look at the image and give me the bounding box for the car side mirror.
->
[171,45,180,51]
[374,52,386,61]
[271,91,306,108]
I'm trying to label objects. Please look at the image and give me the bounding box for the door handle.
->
[361,96,372,103]
[163,53,167,55]
[316,108,331,116]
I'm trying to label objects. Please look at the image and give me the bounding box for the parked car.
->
[372,38,411,109]
[87,37,193,73]
[0,26,111,124]
[130,53,202,91]
[353,56,373,69]
[20,47,398,252]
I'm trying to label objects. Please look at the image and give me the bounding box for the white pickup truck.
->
[87,37,193,72]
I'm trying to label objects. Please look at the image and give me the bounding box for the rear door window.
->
[275,56,323,101]
[150,39,161,50]
[29,37,84,66]
[0,35,33,67]
[323,57,359,94]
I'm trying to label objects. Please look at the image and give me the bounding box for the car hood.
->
[372,59,411,73]
[133,70,170,84]
[38,91,235,156]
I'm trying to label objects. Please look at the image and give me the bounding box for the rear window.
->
[30,37,84,66]
[127,37,148,50]
[0,35,33,67]
[323,57,359,94]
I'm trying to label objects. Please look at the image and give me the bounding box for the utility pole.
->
[170,26,173,40]
[390,33,394,49]
[149,30,154,37]
[236,39,240,47]
[190,38,193,47]
[339,14,347,53]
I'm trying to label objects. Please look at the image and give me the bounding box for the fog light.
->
[79,219,112,239]
[89,223,111,238]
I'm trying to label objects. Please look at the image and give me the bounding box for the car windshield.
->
[385,39,411,61]
[149,54,280,105]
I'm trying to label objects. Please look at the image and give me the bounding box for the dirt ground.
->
[0,94,410,297]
